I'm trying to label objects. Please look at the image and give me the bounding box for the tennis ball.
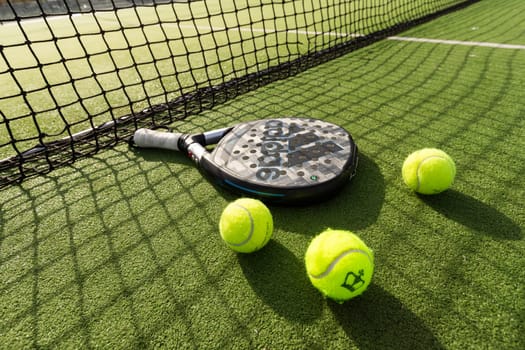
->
[219,198,273,253]
[402,148,456,195]
[305,229,374,303]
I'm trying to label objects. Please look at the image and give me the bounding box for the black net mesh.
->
[0,0,477,187]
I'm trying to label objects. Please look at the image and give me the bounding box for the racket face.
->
[209,117,356,195]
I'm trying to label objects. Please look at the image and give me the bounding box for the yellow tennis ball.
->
[402,148,456,195]
[219,198,273,253]
[305,229,374,303]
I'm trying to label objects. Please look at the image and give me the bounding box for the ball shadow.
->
[330,284,445,350]
[420,190,521,240]
[237,240,323,323]
[273,152,385,234]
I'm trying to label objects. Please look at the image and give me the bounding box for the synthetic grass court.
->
[1,0,524,349]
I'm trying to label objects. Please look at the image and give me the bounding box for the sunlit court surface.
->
[0,0,523,349]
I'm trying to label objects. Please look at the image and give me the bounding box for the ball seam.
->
[225,204,254,246]
[416,155,448,191]
[308,249,372,279]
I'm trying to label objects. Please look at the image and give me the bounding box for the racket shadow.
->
[129,146,193,165]
[273,152,385,234]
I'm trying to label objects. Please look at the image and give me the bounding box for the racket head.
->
[206,117,358,204]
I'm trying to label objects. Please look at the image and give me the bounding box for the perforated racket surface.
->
[210,117,354,186]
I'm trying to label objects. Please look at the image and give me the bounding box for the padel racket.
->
[131,117,358,204]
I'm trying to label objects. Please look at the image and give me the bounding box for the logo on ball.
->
[341,269,365,292]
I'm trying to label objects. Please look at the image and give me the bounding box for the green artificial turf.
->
[1,0,524,349]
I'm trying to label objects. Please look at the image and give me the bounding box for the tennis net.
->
[0,0,477,187]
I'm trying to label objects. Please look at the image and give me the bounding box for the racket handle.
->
[133,128,182,151]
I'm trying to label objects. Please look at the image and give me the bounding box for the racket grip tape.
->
[133,128,182,151]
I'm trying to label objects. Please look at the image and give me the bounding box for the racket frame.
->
[132,119,358,204]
